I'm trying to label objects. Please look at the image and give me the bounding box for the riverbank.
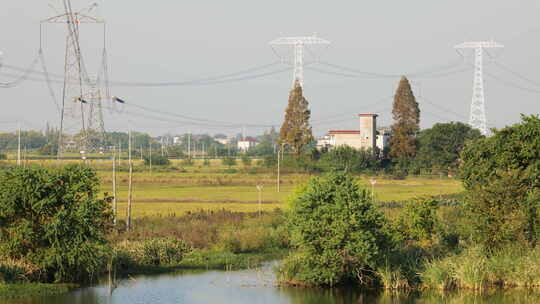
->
[0,283,77,300]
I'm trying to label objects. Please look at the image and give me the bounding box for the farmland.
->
[1,158,463,218]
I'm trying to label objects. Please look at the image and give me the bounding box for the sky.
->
[1,0,540,137]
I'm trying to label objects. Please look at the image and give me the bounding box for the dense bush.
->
[116,238,191,266]
[0,165,112,283]
[460,115,540,249]
[143,154,170,166]
[397,198,439,242]
[278,172,395,286]
[319,146,380,173]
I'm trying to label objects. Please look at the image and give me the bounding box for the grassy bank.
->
[0,283,76,300]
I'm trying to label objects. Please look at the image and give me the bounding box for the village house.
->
[317,114,390,151]
[237,137,258,152]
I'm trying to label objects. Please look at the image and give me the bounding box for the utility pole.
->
[118,141,122,166]
[112,145,117,226]
[277,145,281,193]
[17,122,21,166]
[455,40,504,136]
[270,34,330,87]
[140,144,143,161]
[256,184,264,216]
[149,143,152,174]
[126,129,133,231]
[161,139,164,157]
[370,178,377,204]
[188,132,191,159]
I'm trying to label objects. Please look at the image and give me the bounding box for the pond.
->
[5,262,540,304]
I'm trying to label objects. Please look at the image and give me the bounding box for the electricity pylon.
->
[42,1,107,156]
[455,40,504,136]
[270,34,330,87]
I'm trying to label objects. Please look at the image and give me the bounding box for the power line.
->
[125,102,276,128]
[0,57,289,87]
[484,70,540,94]
[491,61,540,88]
[311,95,394,123]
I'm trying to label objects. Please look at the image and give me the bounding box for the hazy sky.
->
[1,0,540,136]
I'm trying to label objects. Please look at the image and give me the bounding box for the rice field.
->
[2,158,464,218]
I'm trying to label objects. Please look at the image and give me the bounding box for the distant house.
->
[318,114,390,151]
[376,127,392,151]
[173,136,182,145]
[237,137,258,152]
[215,138,229,145]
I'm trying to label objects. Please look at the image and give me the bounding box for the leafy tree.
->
[0,165,112,282]
[279,81,313,157]
[278,172,395,286]
[248,127,278,156]
[389,77,420,159]
[460,115,540,249]
[0,131,48,150]
[416,122,482,171]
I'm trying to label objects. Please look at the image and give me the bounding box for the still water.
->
[6,262,540,304]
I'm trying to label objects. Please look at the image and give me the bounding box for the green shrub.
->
[397,198,439,242]
[143,154,170,166]
[117,238,191,266]
[319,146,380,173]
[419,258,455,290]
[278,172,395,286]
[0,153,6,160]
[0,165,112,283]
[217,226,283,254]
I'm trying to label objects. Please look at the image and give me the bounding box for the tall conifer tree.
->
[390,76,420,159]
[280,81,313,156]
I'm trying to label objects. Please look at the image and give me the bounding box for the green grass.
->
[0,283,76,299]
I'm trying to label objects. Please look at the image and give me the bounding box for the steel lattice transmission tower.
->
[455,40,504,135]
[42,1,108,156]
[270,34,330,87]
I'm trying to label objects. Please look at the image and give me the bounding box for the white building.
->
[215,138,229,145]
[376,127,392,151]
[237,137,258,152]
[319,114,390,151]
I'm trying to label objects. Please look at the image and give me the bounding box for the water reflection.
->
[4,264,540,304]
